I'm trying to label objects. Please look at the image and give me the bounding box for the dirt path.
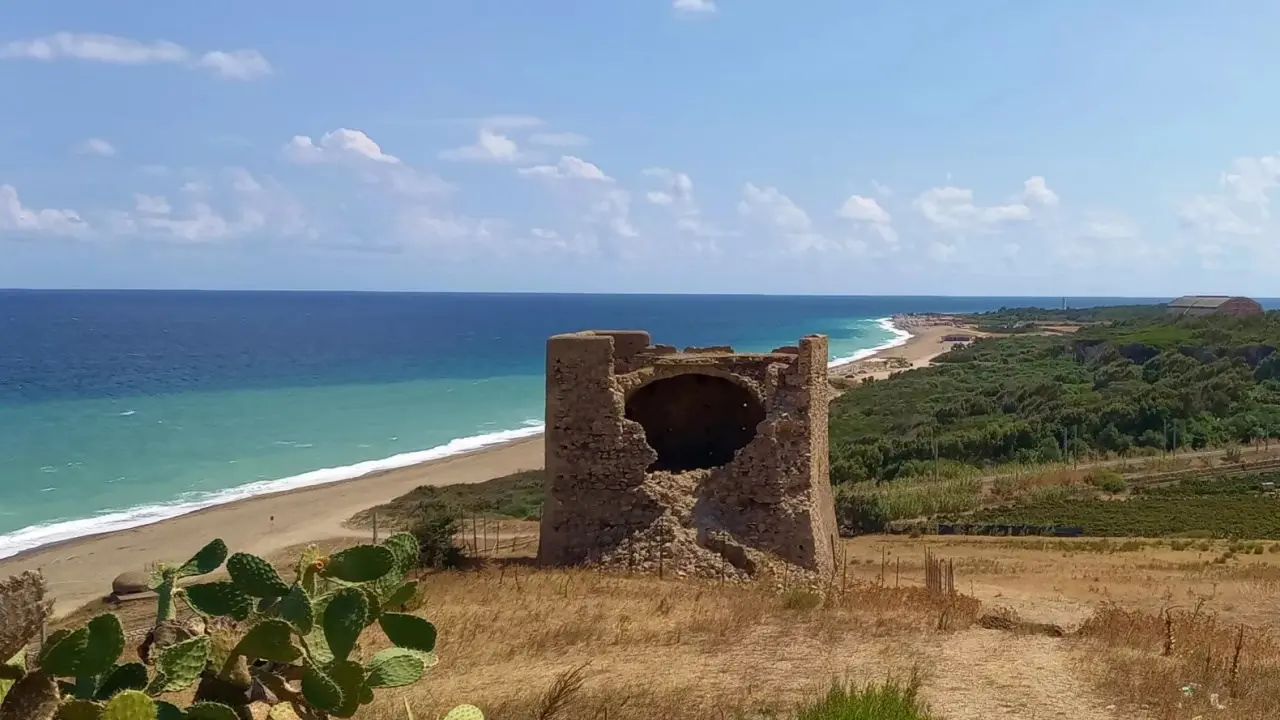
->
[920,629,1119,720]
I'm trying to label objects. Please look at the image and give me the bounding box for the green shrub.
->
[1086,471,1127,494]
[408,502,465,569]
[795,677,934,720]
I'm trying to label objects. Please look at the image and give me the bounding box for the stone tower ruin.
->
[538,330,839,580]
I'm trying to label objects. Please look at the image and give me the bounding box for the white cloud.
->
[1179,195,1258,236]
[284,129,401,165]
[643,167,696,213]
[1022,176,1059,207]
[838,195,890,224]
[134,194,171,215]
[738,183,829,251]
[0,184,88,236]
[0,33,271,80]
[114,171,312,244]
[227,168,263,193]
[518,156,612,182]
[196,50,272,81]
[914,184,1034,232]
[439,129,527,163]
[837,194,897,244]
[529,132,589,148]
[75,138,116,157]
[739,183,812,234]
[674,0,717,14]
[642,167,723,243]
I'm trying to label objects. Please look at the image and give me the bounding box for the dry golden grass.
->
[40,532,1280,718]
[355,562,978,719]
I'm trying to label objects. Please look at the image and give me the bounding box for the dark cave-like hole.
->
[624,373,765,472]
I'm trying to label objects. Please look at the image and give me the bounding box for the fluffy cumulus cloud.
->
[738,183,829,252]
[518,155,612,182]
[643,167,721,244]
[283,129,401,165]
[1,185,89,236]
[439,129,527,163]
[838,194,897,245]
[1177,152,1280,268]
[0,33,271,80]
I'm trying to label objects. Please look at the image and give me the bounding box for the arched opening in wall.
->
[624,373,766,473]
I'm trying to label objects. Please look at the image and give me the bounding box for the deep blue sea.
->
[0,291,1172,558]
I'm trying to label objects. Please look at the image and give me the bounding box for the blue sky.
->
[3,1,1280,295]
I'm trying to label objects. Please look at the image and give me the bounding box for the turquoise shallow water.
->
[2,292,952,557]
[5,292,1157,557]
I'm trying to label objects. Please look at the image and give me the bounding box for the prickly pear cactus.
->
[103,690,156,720]
[442,705,485,720]
[0,532,478,720]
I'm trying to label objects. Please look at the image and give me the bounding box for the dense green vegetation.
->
[829,310,1280,482]
[965,304,1166,329]
[962,472,1280,539]
[349,469,543,529]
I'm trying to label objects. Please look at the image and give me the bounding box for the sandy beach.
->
[0,316,978,615]
[0,437,543,614]
[830,314,986,383]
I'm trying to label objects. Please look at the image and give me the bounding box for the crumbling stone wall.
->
[537,330,839,581]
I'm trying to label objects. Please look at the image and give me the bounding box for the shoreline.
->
[0,315,966,612]
[828,313,985,383]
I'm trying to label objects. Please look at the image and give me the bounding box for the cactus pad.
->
[300,665,344,714]
[177,539,228,578]
[154,702,185,720]
[365,648,425,689]
[55,699,104,720]
[102,690,155,720]
[153,635,210,693]
[381,581,418,612]
[185,702,241,720]
[77,614,126,678]
[0,652,24,705]
[322,589,368,662]
[183,581,254,621]
[38,627,89,678]
[0,671,60,720]
[378,613,437,653]
[93,663,148,700]
[275,586,314,635]
[226,553,290,599]
[443,704,485,720]
[234,620,301,664]
[325,659,365,718]
[381,533,420,573]
[319,545,395,583]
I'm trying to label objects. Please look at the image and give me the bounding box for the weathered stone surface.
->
[111,571,152,596]
[538,330,839,582]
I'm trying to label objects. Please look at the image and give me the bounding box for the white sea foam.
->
[0,422,545,560]
[827,316,913,368]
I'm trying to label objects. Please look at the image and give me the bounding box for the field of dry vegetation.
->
[53,530,1280,720]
